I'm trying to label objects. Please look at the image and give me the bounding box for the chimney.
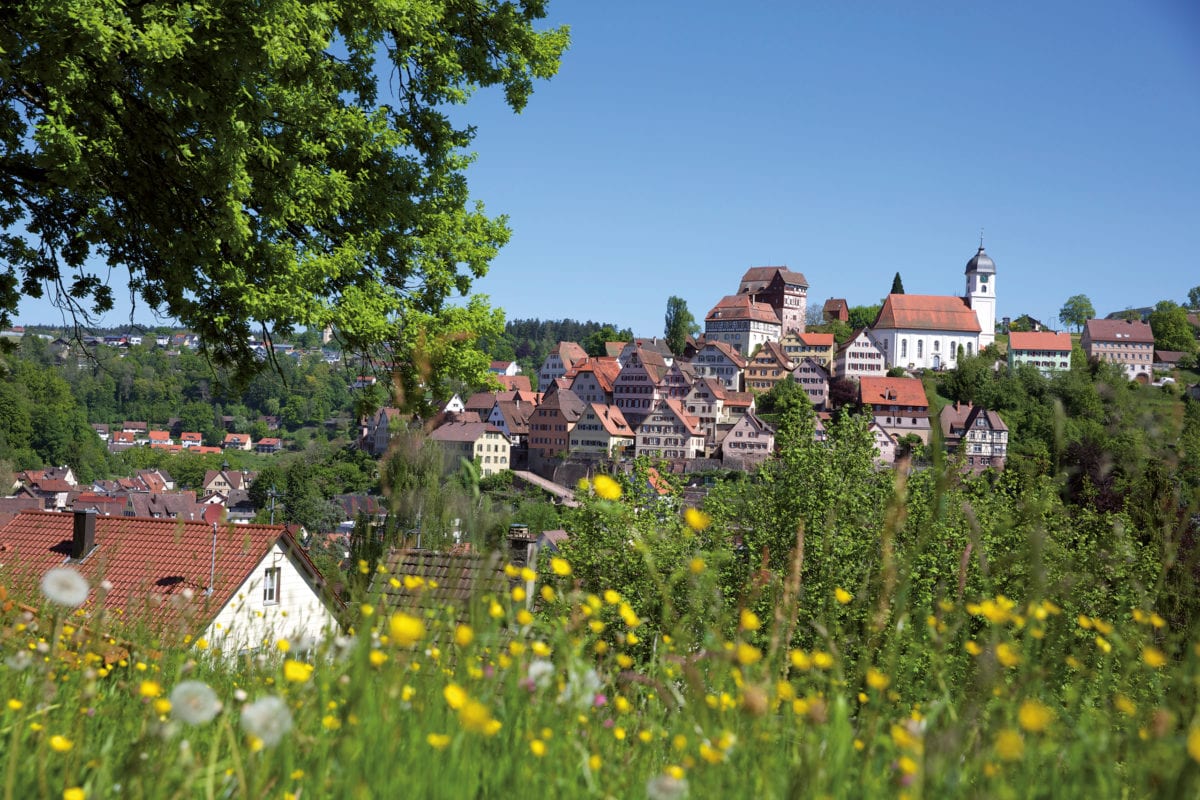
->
[507,523,534,566]
[72,508,96,559]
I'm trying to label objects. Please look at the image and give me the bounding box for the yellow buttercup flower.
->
[735,642,762,666]
[1017,700,1053,733]
[994,728,1024,761]
[684,507,711,531]
[866,668,890,691]
[427,733,451,750]
[283,660,313,683]
[530,739,546,757]
[139,680,161,698]
[63,789,85,800]
[1142,646,1166,668]
[593,475,621,500]
[49,735,73,753]
[740,608,761,631]
[834,587,853,605]
[550,557,572,577]
[389,612,426,647]
[444,683,467,710]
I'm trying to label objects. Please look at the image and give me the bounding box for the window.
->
[900,339,907,358]
[917,340,923,359]
[263,567,281,605]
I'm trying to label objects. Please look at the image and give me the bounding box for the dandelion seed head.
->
[40,567,90,608]
[240,695,293,747]
[170,681,222,725]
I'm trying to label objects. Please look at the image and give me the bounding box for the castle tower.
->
[965,241,996,348]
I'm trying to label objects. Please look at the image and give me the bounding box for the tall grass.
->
[1,471,1198,799]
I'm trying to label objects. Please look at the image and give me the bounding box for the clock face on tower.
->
[980,275,989,283]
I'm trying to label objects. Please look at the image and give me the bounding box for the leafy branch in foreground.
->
[0,0,568,382]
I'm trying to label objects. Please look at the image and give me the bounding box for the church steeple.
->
[965,240,996,347]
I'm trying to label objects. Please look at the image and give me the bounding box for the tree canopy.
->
[1058,294,1095,332]
[1149,300,1198,354]
[663,296,699,356]
[890,272,905,294]
[0,1,568,381]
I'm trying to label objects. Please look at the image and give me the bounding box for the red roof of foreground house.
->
[859,376,929,408]
[1008,331,1073,352]
[873,294,982,333]
[0,511,328,639]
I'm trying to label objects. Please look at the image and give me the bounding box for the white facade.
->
[203,542,338,653]
[874,329,978,371]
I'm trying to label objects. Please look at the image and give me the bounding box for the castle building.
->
[736,266,809,335]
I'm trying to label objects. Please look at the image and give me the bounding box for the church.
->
[869,244,997,371]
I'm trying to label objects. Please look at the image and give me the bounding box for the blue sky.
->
[15,1,1200,335]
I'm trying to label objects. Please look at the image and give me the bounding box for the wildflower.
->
[458,700,498,734]
[40,567,89,608]
[1017,700,1054,733]
[540,585,556,602]
[389,612,426,647]
[282,660,313,683]
[276,639,290,653]
[368,650,388,667]
[516,609,534,626]
[530,739,546,757]
[834,587,853,605]
[739,608,761,631]
[454,625,474,647]
[240,696,293,747]
[1114,695,1136,716]
[139,681,162,698]
[619,603,641,628]
[1094,636,1112,654]
[866,668,890,691]
[735,642,762,666]
[321,715,341,731]
[531,641,551,658]
[593,475,622,500]
[550,557,572,577]
[444,683,468,710]
[489,601,505,618]
[588,754,602,771]
[49,735,73,753]
[360,603,374,617]
[63,789,85,800]
[897,756,919,775]
[684,507,711,531]
[812,651,834,670]
[512,586,526,602]
[7,699,23,711]
[994,728,1024,761]
[153,698,172,715]
[1142,646,1166,668]
[1188,728,1200,763]
[995,643,1021,667]
[964,640,982,656]
[689,558,706,574]
[604,589,621,605]
[646,772,689,800]
[789,649,812,670]
[168,681,219,725]
[427,733,451,750]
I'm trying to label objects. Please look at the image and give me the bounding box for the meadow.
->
[2,471,1199,799]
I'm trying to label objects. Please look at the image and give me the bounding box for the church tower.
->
[965,241,996,348]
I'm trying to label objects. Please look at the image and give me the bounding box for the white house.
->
[0,510,341,653]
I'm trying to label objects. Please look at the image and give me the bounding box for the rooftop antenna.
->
[979,228,985,249]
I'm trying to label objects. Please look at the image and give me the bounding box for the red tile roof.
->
[873,294,982,333]
[495,374,533,392]
[796,332,835,347]
[738,266,810,290]
[859,376,929,408]
[0,511,323,640]
[1083,318,1154,343]
[706,294,782,325]
[589,403,634,436]
[1008,331,1072,352]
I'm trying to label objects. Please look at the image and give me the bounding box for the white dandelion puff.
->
[40,567,90,607]
[527,659,555,690]
[646,773,690,800]
[169,681,222,725]
[240,696,292,747]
